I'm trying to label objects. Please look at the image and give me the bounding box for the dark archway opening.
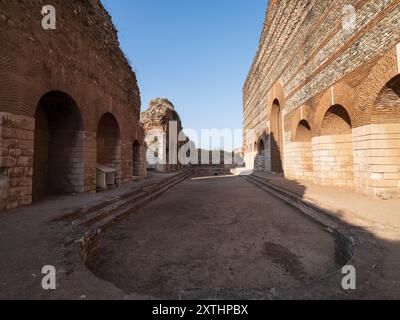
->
[271,100,283,173]
[258,139,266,156]
[132,140,141,177]
[97,113,121,189]
[32,91,83,202]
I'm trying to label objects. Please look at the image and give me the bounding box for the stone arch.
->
[285,106,314,182]
[32,91,84,201]
[96,113,121,188]
[353,73,400,199]
[313,103,354,188]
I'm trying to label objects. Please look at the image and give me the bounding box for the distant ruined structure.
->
[243,0,400,199]
[0,0,146,211]
[141,98,188,173]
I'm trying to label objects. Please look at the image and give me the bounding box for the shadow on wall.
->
[254,132,283,174]
[270,132,283,174]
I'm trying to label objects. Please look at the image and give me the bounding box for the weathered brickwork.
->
[244,0,400,198]
[0,0,146,211]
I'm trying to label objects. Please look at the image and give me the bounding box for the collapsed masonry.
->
[0,0,146,211]
[141,98,189,173]
[243,0,400,199]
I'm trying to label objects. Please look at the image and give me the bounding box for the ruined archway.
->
[270,99,283,173]
[97,113,121,188]
[32,91,84,201]
[132,140,141,177]
[313,105,354,187]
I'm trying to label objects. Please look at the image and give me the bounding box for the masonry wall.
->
[0,113,34,210]
[284,142,313,182]
[243,0,400,199]
[312,135,354,187]
[0,0,145,211]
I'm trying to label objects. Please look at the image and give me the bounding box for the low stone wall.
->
[312,134,354,187]
[353,123,400,199]
[284,142,313,182]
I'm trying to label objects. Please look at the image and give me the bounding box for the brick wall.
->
[0,0,146,211]
[243,0,400,198]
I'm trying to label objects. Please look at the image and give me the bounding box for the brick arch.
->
[290,105,313,142]
[32,91,85,201]
[374,74,400,123]
[321,105,352,135]
[267,82,285,120]
[358,48,398,126]
[313,83,357,136]
[26,86,90,131]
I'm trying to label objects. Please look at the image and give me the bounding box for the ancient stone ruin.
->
[1,0,400,302]
[0,0,146,210]
[243,0,400,199]
[141,98,188,173]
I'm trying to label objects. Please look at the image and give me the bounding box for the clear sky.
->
[100,0,268,150]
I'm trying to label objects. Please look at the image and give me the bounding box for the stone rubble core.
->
[141,98,189,173]
[243,0,400,200]
[0,0,147,211]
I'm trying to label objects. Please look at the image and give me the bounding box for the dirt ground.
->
[91,175,337,299]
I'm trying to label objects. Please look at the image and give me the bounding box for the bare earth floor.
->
[91,175,338,299]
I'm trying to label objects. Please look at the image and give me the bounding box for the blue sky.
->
[100,0,268,150]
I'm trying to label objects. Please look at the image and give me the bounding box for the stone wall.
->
[312,135,354,187]
[0,112,34,210]
[353,123,400,199]
[243,0,400,199]
[0,0,146,211]
[284,142,313,182]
